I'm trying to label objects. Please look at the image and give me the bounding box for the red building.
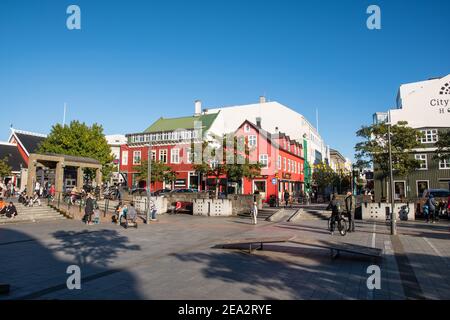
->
[236,120,305,202]
[121,113,305,202]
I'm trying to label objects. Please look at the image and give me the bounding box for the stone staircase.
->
[238,207,283,221]
[0,203,67,225]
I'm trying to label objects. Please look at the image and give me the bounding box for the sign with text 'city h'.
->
[389,74,450,128]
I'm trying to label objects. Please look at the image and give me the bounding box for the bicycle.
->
[328,213,348,236]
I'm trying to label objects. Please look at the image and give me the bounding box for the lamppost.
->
[146,142,152,224]
[387,121,396,235]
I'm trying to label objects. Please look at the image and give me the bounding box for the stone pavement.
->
[0,209,449,300]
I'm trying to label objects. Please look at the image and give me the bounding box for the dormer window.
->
[244,124,250,133]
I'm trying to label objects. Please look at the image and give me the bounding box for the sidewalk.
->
[0,208,449,300]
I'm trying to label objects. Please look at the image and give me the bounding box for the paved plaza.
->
[1,207,450,300]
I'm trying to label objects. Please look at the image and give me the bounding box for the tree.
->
[134,160,176,186]
[38,121,115,182]
[354,121,423,199]
[312,162,336,195]
[0,158,11,181]
[434,130,450,162]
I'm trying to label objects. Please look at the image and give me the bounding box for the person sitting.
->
[5,202,18,219]
[18,192,27,204]
[126,202,138,224]
[118,204,128,225]
[0,198,6,215]
[29,192,41,207]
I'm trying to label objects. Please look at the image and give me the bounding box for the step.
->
[0,217,66,224]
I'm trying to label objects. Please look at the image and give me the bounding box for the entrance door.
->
[416,180,429,197]
[253,180,267,201]
[394,181,406,200]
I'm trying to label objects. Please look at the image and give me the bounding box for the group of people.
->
[423,193,450,223]
[18,191,42,207]
[327,190,356,235]
[0,198,18,219]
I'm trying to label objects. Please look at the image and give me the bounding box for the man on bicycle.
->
[327,193,343,235]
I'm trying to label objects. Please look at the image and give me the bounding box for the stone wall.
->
[193,199,233,217]
[227,194,262,216]
[361,202,415,221]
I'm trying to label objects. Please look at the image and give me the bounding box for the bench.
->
[218,236,297,253]
[217,236,382,260]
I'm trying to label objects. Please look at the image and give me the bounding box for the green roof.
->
[145,112,219,133]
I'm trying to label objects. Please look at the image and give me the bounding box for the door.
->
[253,180,267,201]
[394,181,406,200]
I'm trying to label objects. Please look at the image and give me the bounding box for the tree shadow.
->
[50,229,141,267]
[0,228,144,300]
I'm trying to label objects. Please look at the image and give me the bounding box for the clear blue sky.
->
[1,0,449,160]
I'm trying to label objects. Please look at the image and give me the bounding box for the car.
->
[153,188,172,196]
[131,188,147,196]
[417,189,450,215]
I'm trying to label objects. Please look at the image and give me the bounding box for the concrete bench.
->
[217,236,382,260]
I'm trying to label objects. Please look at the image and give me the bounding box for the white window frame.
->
[439,155,450,169]
[277,155,281,170]
[159,149,168,163]
[259,154,269,169]
[420,129,438,143]
[283,157,287,171]
[185,147,192,164]
[121,151,128,166]
[171,148,180,164]
[132,150,141,165]
[150,150,156,162]
[248,135,257,148]
[416,180,429,197]
[393,180,406,200]
[415,154,428,170]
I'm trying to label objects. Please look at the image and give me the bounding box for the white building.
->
[105,134,127,184]
[204,97,328,166]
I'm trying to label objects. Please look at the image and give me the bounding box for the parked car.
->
[416,189,450,215]
[154,188,172,196]
[131,188,147,196]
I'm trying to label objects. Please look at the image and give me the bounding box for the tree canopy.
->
[0,158,11,180]
[434,130,450,162]
[354,121,423,178]
[134,160,176,185]
[38,121,115,181]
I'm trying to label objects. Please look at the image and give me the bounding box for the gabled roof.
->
[145,112,219,133]
[9,129,47,156]
[0,142,27,172]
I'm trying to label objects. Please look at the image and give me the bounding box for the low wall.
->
[361,202,415,221]
[227,194,262,216]
[132,196,169,214]
[193,199,233,217]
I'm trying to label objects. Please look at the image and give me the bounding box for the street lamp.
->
[146,141,152,224]
[387,121,396,235]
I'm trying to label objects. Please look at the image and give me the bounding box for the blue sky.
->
[0,0,449,160]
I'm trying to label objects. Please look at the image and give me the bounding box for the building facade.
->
[373,74,450,202]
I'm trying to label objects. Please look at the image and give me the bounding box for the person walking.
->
[345,190,356,232]
[427,193,437,224]
[326,193,342,235]
[283,190,290,208]
[149,199,158,221]
[251,201,258,225]
[84,193,95,225]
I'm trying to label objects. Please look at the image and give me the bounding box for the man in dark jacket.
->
[427,194,437,223]
[84,193,95,225]
[5,202,18,219]
[283,190,290,208]
[326,193,342,235]
[345,190,356,232]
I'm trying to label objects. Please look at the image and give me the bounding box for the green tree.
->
[434,130,450,162]
[38,121,115,181]
[312,162,336,195]
[134,160,176,186]
[0,158,11,180]
[355,121,423,199]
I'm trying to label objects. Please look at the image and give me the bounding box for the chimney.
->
[256,117,262,128]
[259,96,266,104]
[194,100,202,116]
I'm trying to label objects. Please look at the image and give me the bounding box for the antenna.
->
[316,108,319,133]
[63,103,67,126]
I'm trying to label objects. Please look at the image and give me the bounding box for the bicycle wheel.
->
[338,219,347,236]
[327,217,332,232]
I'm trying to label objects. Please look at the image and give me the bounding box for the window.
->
[299,163,302,174]
[420,129,438,143]
[159,149,168,163]
[415,154,427,170]
[133,151,141,165]
[185,148,192,164]
[171,148,180,164]
[293,161,296,173]
[121,151,128,166]
[439,157,450,169]
[394,181,406,200]
[259,154,269,169]
[277,155,281,170]
[248,135,257,148]
[287,159,291,172]
[244,124,250,133]
[283,158,287,171]
[416,180,429,197]
[151,150,156,162]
